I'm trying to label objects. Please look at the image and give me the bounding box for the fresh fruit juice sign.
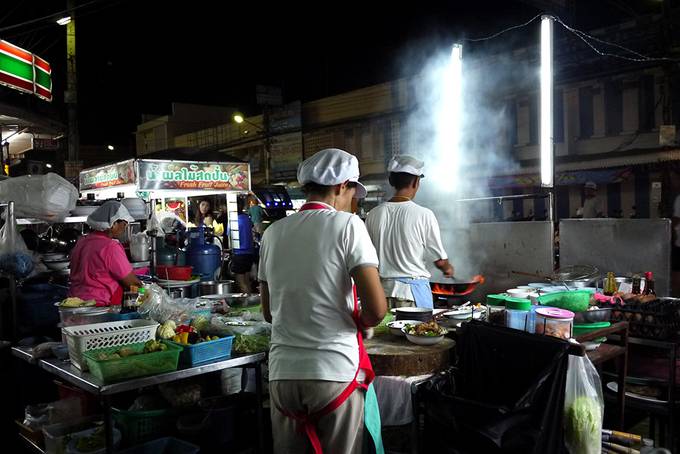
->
[137,160,250,191]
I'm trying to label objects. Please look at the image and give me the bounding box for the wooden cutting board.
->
[365,334,455,376]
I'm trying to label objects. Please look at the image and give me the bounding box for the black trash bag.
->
[421,321,570,454]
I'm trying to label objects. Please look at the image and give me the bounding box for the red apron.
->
[276,202,376,454]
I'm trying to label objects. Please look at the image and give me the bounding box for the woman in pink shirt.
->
[69,201,142,306]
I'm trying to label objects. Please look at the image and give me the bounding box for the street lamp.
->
[232,113,271,183]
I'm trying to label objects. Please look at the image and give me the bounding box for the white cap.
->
[387,155,425,177]
[86,201,135,231]
[297,148,367,198]
[584,181,597,190]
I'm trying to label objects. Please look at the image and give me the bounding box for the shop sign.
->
[137,160,250,191]
[79,159,136,190]
[0,40,52,101]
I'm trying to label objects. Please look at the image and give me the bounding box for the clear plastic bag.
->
[564,355,604,454]
[0,173,78,222]
[137,284,208,326]
[0,218,33,277]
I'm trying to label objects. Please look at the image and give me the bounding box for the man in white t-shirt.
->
[259,148,387,453]
[578,181,605,218]
[366,155,454,309]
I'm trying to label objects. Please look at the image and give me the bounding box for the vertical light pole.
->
[65,0,79,165]
[540,15,554,189]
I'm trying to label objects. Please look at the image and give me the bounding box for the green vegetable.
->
[233,334,270,353]
[565,396,601,454]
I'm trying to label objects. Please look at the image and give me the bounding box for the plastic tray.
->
[166,335,234,366]
[63,319,159,371]
[82,342,181,384]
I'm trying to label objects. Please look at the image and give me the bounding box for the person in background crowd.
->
[578,181,604,218]
[366,155,453,309]
[231,199,256,293]
[248,195,265,237]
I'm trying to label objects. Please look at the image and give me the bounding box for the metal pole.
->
[66,0,79,163]
[7,202,17,342]
[263,107,271,184]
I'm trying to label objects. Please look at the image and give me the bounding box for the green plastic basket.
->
[83,342,182,384]
[537,290,591,313]
[112,407,179,446]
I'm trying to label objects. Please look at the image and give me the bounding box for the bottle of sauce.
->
[632,274,642,294]
[643,272,655,296]
[604,272,617,296]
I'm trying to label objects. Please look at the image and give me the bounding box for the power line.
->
[465,14,543,42]
[0,0,106,34]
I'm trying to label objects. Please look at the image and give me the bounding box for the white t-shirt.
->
[581,197,604,218]
[258,202,379,382]
[365,201,448,298]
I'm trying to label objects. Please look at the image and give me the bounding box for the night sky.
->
[0,0,670,147]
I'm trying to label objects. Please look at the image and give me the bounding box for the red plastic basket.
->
[155,265,193,281]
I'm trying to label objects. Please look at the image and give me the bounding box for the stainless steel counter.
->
[12,346,264,395]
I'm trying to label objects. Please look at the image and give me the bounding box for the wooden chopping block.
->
[365,334,455,376]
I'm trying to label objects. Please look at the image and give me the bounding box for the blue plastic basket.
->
[117,436,199,454]
[167,335,234,366]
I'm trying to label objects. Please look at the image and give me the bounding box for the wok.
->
[430,275,485,296]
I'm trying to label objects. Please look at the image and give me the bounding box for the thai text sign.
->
[137,160,250,191]
[79,160,136,191]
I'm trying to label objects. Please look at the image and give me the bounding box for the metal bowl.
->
[573,308,612,324]
[43,259,70,271]
[199,280,235,296]
[221,293,260,307]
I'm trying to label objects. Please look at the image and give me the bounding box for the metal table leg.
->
[254,362,264,454]
[103,395,114,454]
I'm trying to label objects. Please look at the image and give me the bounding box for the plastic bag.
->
[564,355,603,454]
[0,173,78,222]
[0,219,33,277]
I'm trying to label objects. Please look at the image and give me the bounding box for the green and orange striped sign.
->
[0,40,52,102]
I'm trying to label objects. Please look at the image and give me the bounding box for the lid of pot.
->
[504,297,531,311]
[535,307,575,320]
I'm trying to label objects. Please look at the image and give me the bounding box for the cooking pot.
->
[199,280,235,296]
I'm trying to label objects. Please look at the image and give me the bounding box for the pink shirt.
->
[69,232,132,306]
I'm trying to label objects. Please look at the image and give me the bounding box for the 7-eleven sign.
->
[0,40,52,102]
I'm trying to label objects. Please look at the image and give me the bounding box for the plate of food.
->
[402,320,448,345]
[387,320,422,337]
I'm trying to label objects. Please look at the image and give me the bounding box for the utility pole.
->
[65,0,79,174]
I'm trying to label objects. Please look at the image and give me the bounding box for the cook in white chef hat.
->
[387,155,425,178]
[297,148,367,198]
[87,201,135,231]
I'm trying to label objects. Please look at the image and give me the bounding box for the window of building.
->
[579,87,594,138]
[605,80,623,135]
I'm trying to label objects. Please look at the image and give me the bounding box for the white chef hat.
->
[297,148,367,198]
[87,201,135,231]
[387,155,425,177]
[584,181,597,190]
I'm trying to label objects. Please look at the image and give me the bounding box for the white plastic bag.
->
[564,355,604,454]
[0,173,78,222]
[0,219,33,277]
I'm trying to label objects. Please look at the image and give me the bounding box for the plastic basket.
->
[167,335,234,367]
[537,290,591,312]
[42,415,102,454]
[63,320,159,371]
[112,409,179,446]
[83,342,181,384]
[117,437,199,454]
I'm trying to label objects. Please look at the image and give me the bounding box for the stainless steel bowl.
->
[199,280,235,296]
[573,308,612,324]
[221,293,260,307]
